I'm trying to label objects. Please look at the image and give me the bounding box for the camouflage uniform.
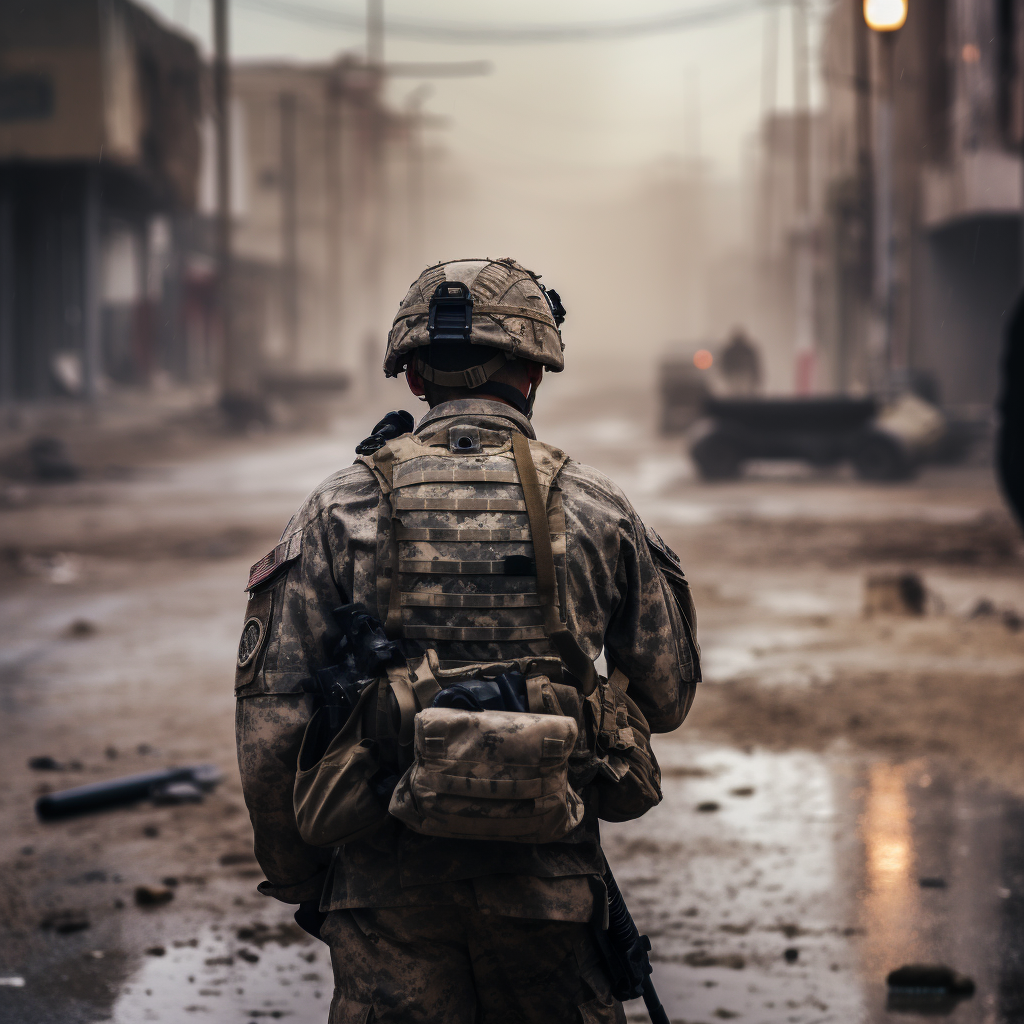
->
[235,398,699,1023]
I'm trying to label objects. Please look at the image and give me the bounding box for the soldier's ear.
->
[405,366,426,397]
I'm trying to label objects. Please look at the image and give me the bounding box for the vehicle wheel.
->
[851,431,915,481]
[691,432,744,480]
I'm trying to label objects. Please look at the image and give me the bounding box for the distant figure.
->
[999,293,1024,528]
[719,329,762,395]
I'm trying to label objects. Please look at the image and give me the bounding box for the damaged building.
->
[818,0,1024,410]
[0,0,205,403]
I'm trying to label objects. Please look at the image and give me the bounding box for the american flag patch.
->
[246,531,302,591]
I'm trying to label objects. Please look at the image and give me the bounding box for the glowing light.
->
[864,0,907,31]
[693,350,714,370]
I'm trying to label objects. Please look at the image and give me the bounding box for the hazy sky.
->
[142,0,828,179]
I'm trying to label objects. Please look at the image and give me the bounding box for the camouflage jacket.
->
[235,399,699,922]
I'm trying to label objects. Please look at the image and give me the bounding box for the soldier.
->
[235,258,700,1023]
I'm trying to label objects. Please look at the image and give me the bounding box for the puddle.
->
[604,743,865,1024]
[110,919,328,1023]
[604,742,1024,1023]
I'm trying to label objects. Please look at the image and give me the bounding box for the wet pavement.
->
[1,387,1023,1023]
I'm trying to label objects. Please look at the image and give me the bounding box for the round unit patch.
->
[237,617,265,668]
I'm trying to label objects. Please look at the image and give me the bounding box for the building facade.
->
[0,0,204,402]
[819,0,1024,408]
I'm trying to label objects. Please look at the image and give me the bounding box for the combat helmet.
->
[384,258,566,413]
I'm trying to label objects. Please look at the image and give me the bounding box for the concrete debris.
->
[886,964,975,1013]
[134,885,175,908]
[27,437,81,483]
[40,910,90,934]
[969,599,1022,631]
[863,571,926,616]
[235,922,308,947]
[683,951,746,970]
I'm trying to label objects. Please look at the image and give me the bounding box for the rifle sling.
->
[511,432,598,697]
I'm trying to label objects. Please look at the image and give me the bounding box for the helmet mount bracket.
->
[427,282,474,344]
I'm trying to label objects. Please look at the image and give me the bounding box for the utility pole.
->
[759,5,780,260]
[279,92,300,362]
[405,84,432,267]
[850,0,873,391]
[363,0,386,398]
[325,62,345,356]
[864,0,907,394]
[792,0,816,393]
[213,0,238,408]
[872,32,898,389]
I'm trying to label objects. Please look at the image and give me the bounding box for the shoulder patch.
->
[246,530,302,591]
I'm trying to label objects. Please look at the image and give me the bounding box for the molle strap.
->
[384,523,403,638]
[395,496,528,512]
[511,434,598,697]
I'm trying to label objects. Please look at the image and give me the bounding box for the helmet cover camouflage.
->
[384,258,566,378]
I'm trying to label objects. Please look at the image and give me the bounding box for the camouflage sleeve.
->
[560,462,699,734]
[604,511,699,733]
[233,465,380,901]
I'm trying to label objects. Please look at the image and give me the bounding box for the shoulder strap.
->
[511,432,598,697]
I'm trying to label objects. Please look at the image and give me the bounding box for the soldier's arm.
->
[233,503,345,902]
[603,513,700,733]
[561,463,700,733]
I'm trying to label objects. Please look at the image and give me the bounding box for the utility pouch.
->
[587,669,662,822]
[388,703,585,843]
[294,679,385,847]
[293,652,444,847]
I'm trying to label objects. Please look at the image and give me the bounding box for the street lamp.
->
[865,0,905,392]
[864,0,907,32]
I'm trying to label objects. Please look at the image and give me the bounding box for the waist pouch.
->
[293,651,590,847]
[388,705,585,843]
[293,650,446,848]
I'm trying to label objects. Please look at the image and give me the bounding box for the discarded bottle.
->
[35,765,223,821]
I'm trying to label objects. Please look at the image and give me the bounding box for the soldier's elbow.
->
[646,683,697,734]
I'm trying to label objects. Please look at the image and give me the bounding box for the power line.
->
[232,0,797,45]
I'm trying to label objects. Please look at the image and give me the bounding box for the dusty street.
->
[1,381,1022,1024]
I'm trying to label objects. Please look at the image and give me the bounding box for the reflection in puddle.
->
[111,920,328,1023]
[860,763,923,982]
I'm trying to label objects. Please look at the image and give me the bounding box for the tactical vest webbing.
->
[360,425,570,669]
